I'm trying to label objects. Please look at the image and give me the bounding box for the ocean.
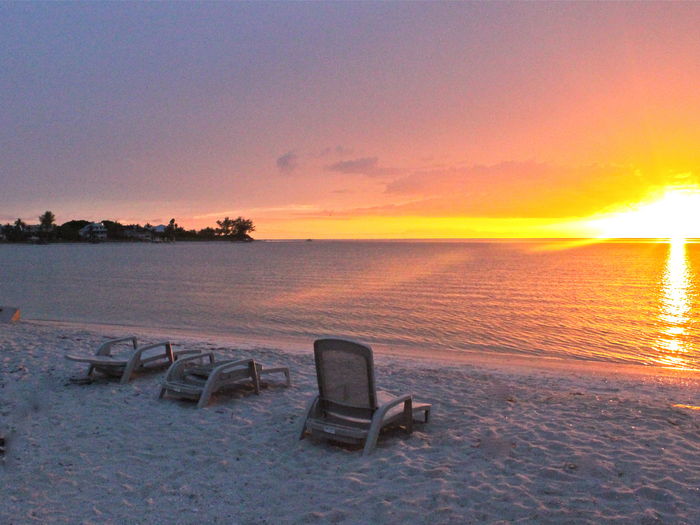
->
[1,240,698,370]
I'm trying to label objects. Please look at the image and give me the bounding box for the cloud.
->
[319,145,353,157]
[325,157,400,177]
[327,157,378,174]
[276,151,299,173]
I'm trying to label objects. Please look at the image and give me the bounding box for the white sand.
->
[1,321,699,524]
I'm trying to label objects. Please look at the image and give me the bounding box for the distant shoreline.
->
[0,238,256,245]
[0,237,695,244]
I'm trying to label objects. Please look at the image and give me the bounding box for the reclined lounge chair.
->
[299,338,431,456]
[65,336,178,384]
[159,351,291,408]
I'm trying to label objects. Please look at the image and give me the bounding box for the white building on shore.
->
[79,222,108,241]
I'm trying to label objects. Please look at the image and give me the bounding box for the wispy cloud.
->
[325,157,400,177]
[259,161,698,220]
[276,151,299,173]
[319,145,353,157]
[194,204,325,220]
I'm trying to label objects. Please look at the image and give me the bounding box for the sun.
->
[585,187,700,239]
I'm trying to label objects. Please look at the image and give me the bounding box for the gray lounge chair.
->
[159,351,290,408]
[299,338,431,456]
[65,336,178,384]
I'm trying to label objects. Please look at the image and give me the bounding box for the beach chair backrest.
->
[314,338,377,419]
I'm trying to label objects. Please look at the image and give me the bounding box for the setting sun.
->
[585,188,700,239]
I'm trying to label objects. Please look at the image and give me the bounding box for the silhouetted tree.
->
[39,210,56,241]
[230,217,255,240]
[216,217,234,237]
[197,227,217,239]
[101,220,125,240]
[165,218,177,241]
[216,216,255,241]
[2,222,20,242]
[5,218,28,242]
[39,211,55,230]
[57,220,90,242]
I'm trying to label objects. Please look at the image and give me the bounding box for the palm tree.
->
[8,219,27,242]
[165,218,177,242]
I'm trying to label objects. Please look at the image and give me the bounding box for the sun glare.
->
[655,238,693,369]
[586,188,700,240]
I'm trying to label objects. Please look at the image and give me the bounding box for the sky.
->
[3,2,700,238]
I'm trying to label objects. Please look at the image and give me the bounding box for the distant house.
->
[79,222,108,242]
[123,225,153,242]
[149,224,169,242]
[25,224,42,243]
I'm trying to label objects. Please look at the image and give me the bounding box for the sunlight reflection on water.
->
[656,239,694,369]
[1,241,699,370]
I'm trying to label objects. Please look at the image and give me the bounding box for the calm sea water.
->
[1,240,699,370]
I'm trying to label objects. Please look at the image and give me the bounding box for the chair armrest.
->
[95,336,138,356]
[363,394,413,456]
[164,351,215,381]
[119,342,172,384]
[374,394,412,425]
[173,349,206,360]
[132,341,174,364]
[196,359,259,408]
[208,358,256,380]
[260,366,291,386]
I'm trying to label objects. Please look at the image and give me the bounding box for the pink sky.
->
[3,3,700,237]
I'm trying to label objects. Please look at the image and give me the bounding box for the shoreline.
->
[29,318,700,383]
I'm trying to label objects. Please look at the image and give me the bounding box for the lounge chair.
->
[65,336,179,384]
[159,351,291,408]
[299,338,431,456]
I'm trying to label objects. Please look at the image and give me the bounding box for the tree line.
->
[0,212,255,243]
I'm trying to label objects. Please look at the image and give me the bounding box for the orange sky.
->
[3,3,700,238]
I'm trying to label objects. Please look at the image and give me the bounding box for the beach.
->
[1,321,699,524]
[6,1,700,522]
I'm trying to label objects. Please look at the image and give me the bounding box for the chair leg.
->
[362,414,384,456]
[197,378,218,408]
[404,399,413,435]
[120,353,142,384]
[299,397,319,440]
[250,363,260,395]
[120,363,137,384]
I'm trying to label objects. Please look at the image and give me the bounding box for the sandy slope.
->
[1,322,699,524]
